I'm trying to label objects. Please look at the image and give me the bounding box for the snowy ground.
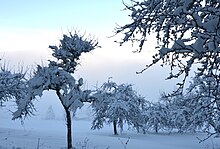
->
[0,109,219,149]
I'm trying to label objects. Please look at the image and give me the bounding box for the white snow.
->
[0,111,219,149]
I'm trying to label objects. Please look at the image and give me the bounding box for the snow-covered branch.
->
[49,32,99,73]
[115,0,220,87]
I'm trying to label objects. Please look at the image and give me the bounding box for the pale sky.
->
[0,0,179,109]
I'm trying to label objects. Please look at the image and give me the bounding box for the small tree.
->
[13,32,99,149]
[91,79,145,135]
[45,105,56,120]
[115,0,220,92]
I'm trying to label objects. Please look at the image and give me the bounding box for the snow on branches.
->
[49,32,99,73]
[13,32,99,120]
[187,74,220,136]
[151,73,220,136]
[0,68,26,107]
[13,31,99,149]
[91,79,145,134]
[115,0,220,89]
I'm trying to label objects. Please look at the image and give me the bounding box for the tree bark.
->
[113,119,118,135]
[65,107,73,149]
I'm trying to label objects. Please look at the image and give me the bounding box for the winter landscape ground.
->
[0,108,219,149]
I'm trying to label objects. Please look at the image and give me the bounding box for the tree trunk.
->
[142,128,146,134]
[113,120,118,135]
[155,124,158,133]
[119,117,123,134]
[65,107,73,149]
[56,89,73,149]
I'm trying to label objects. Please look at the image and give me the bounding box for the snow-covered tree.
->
[13,32,99,149]
[115,0,220,91]
[139,91,208,134]
[141,102,169,133]
[45,105,56,120]
[0,68,26,108]
[91,79,145,135]
[186,74,220,137]
[158,81,220,135]
[158,92,207,133]
[115,0,220,139]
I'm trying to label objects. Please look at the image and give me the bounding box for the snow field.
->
[0,117,219,149]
